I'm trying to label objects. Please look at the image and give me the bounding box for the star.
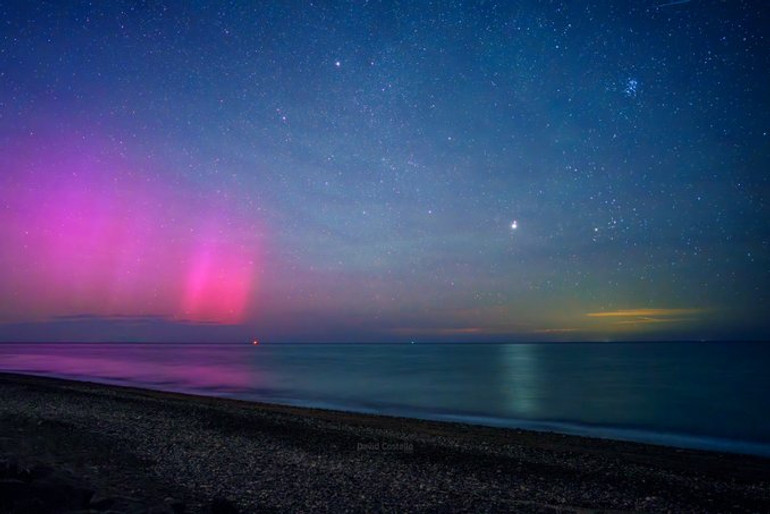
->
[0,0,765,345]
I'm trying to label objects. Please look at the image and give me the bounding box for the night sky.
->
[1,1,768,343]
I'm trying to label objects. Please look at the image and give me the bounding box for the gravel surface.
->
[1,372,769,513]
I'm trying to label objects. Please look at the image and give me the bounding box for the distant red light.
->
[252,340,259,345]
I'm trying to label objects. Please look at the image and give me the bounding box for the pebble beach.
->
[1,372,769,513]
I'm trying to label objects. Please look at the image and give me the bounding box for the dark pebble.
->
[148,505,176,514]
[210,496,239,514]
[28,464,57,481]
[10,497,47,514]
[164,497,186,514]
[30,472,94,511]
[0,478,30,507]
[0,459,19,479]
[88,495,149,513]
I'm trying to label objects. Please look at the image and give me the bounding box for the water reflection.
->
[2,342,770,455]
[0,343,264,395]
[500,344,541,417]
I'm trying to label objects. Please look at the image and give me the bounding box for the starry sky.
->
[1,1,768,343]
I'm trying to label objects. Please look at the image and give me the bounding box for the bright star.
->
[511,220,518,230]
[623,78,639,98]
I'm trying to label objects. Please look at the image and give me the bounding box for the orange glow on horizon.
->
[586,308,702,318]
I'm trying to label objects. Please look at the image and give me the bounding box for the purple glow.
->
[1,132,261,325]
[0,343,261,393]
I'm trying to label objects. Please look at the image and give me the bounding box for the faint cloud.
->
[610,318,695,325]
[587,308,700,317]
[0,313,251,343]
[392,326,486,336]
[50,314,225,326]
[586,308,702,325]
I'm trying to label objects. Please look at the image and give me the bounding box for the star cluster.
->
[1,1,768,342]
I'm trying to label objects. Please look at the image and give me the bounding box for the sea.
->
[1,341,769,457]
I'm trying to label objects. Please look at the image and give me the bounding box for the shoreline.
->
[1,371,769,512]
[11,368,770,460]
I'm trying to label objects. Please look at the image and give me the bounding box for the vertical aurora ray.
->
[1,1,768,342]
[0,132,261,325]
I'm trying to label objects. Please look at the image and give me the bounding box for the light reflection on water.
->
[0,343,262,394]
[1,342,770,456]
[501,344,540,417]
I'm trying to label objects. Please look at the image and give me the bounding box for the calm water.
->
[1,342,769,456]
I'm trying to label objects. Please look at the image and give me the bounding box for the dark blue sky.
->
[1,1,768,342]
